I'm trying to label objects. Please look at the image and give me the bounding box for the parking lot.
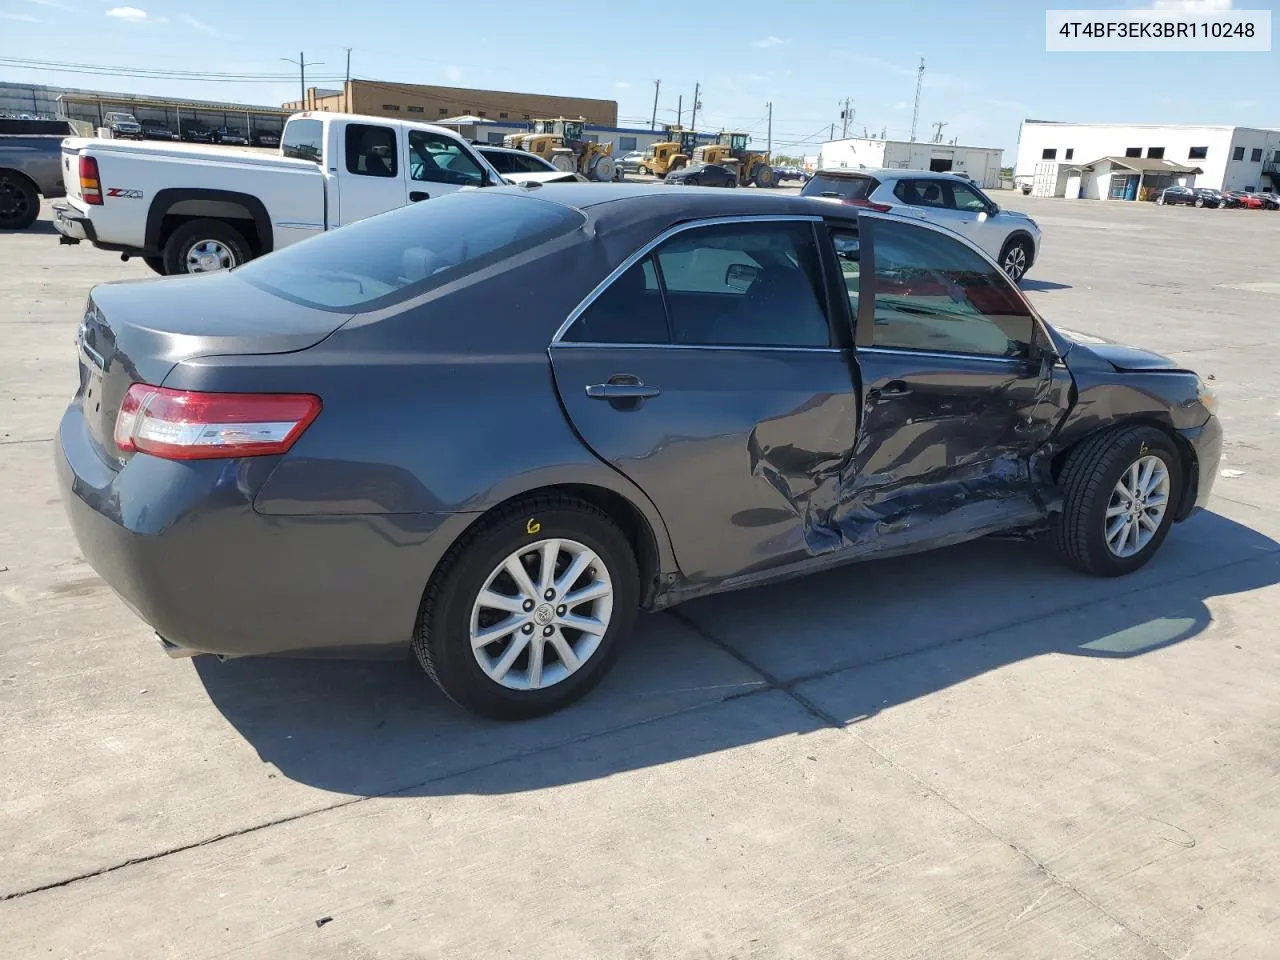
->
[2,192,1278,958]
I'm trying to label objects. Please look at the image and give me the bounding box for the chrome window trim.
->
[551,341,844,355]
[857,345,1026,365]
[549,214,825,346]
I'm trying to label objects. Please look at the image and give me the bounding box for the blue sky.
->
[1,0,1275,157]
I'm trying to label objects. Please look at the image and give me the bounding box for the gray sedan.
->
[56,185,1221,719]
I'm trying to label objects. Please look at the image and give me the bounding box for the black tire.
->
[668,157,687,174]
[0,171,39,230]
[1194,197,1205,208]
[413,495,640,720]
[687,176,701,186]
[753,165,776,188]
[161,219,251,276]
[999,236,1034,285]
[142,256,166,276]
[1052,425,1183,577]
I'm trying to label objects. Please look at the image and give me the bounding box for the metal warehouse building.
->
[818,137,1004,188]
[1014,120,1280,199]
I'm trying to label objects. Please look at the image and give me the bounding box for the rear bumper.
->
[51,200,92,243]
[55,400,470,660]
[1176,415,1222,520]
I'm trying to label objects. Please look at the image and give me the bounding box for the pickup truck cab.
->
[52,112,547,275]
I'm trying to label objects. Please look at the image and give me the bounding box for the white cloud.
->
[614,81,630,89]
[2,10,40,19]
[106,6,149,20]
[180,13,219,34]
[752,36,787,48]
[1148,0,1231,10]
[444,65,463,83]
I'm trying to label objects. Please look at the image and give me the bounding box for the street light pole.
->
[281,53,323,109]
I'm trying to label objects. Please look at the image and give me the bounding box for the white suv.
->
[802,169,1041,283]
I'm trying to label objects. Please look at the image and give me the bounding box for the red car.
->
[1227,191,1266,209]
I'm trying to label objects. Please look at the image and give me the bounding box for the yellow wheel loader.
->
[515,118,616,181]
[639,127,699,177]
[694,131,777,188]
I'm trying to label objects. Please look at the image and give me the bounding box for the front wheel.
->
[1194,197,1205,207]
[162,219,251,275]
[142,256,166,276]
[999,237,1033,284]
[1053,426,1182,577]
[413,496,639,720]
[753,165,776,188]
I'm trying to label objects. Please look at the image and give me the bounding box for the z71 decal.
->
[106,188,144,199]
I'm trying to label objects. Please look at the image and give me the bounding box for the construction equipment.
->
[511,118,616,182]
[694,131,777,188]
[638,126,699,177]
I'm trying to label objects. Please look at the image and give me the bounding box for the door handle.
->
[585,382,662,400]
[409,191,430,202]
[869,380,912,400]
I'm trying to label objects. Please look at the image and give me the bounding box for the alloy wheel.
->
[1104,454,1170,558]
[1002,243,1028,282]
[469,538,614,691]
[184,239,237,273]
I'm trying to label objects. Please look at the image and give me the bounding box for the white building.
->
[818,137,1004,188]
[1014,120,1280,199]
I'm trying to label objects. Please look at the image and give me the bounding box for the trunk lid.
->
[76,273,352,461]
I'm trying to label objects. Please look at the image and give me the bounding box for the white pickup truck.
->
[52,111,573,275]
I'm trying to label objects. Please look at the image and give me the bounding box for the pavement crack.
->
[0,438,54,446]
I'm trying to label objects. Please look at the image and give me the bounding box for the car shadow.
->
[1020,278,1072,292]
[1,219,59,236]
[196,510,1278,798]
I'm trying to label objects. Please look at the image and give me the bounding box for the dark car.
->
[1156,185,1198,206]
[254,132,281,148]
[56,186,1222,720]
[140,121,177,141]
[181,126,213,143]
[1189,188,1227,208]
[665,162,738,187]
[1256,192,1280,210]
[216,128,249,146]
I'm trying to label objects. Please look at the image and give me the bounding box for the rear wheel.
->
[753,165,776,188]
[1053,425,1182,577]
[413,496,639,720]
[1194,197,1205,208]
[162,219,251,275]
[142,256,166,276]
[0,172,39,230]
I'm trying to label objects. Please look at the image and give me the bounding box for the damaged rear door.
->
[548,216,863,588]
[832,214,1072,554]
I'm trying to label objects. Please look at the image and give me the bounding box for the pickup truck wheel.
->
[163,219,250,275]
[0,172,39,230]
[143,257,166,276]
[1052,425,1182,577]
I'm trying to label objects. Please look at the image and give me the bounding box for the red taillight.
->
[845,197,892,213]
[79,155,103,205]
[114,385,321,460]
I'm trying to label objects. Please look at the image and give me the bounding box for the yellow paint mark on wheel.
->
[526,518,541,535]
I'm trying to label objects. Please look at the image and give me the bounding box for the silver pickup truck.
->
[0,118,69,230]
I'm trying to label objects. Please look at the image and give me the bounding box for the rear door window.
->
[236,193,584,312]
[563,258,668,344]
[345,123,398,177]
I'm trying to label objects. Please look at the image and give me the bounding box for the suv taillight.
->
[79,155,102,205]
[846,198,892,212]
[114,385,321,460]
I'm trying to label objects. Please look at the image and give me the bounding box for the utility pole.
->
[840,97,854,138]
[910,57,925,142]
[281,52,321,109]
[766,100,772,158]
[689,82,700,131]
[677,94,683,128]
[829,123,834,140]
[931,120,947,143]
[650,80,660,130]
[344,48,352,112]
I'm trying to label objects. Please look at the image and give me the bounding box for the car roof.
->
[477,145,521,154]
[482,183,830,217]
[813,167,971,182]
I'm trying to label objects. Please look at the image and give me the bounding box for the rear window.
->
[282,118,323,163]
[801,173,878,202]
[236,192,585,312]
